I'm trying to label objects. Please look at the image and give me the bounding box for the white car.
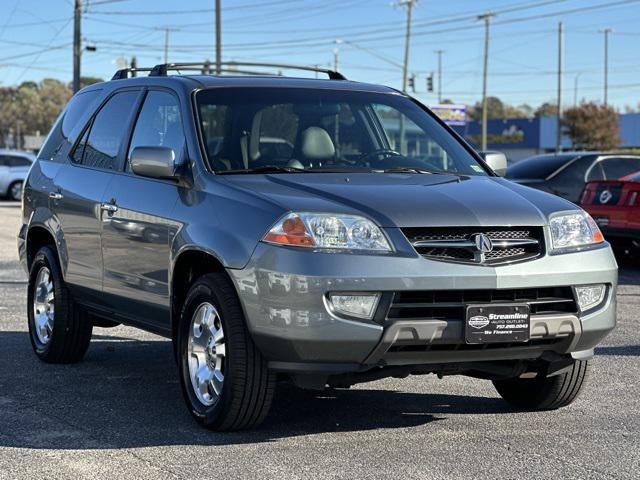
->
[0,150,35,201]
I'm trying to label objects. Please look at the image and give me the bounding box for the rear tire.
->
[177,272,275,431]
[493,359,589,410]
[27,246,93,363]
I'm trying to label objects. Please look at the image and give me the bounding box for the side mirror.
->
[130,146,179,179]
[479,151,508,177]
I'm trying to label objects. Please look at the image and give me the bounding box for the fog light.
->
[328,293,380,320]
[575,284,606,312]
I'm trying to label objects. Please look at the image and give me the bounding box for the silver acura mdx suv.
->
[19,63,617,430]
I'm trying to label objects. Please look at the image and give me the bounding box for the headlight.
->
[549,211,604,252]
[263,212,392,251]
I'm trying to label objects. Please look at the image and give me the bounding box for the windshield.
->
[506,155,575,180]
[196,87,488,176]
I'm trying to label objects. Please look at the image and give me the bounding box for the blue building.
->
[450,114,640,162]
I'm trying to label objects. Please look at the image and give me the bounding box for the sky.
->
[1,0,639,111]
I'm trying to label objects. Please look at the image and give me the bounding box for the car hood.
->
[220,173,579,228]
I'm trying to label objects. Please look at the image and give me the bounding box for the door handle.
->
[101,203,118,214]
[49,192,63,200]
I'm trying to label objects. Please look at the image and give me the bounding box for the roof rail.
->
[147,61,347,80]
[111,67,155,80]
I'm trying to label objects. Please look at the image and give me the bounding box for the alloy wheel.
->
[188,302,226,406]
[33,266,55,345]
[10,182,22,201]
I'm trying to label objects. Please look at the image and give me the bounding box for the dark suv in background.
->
[507,152,640,203]
[19,63,617,430]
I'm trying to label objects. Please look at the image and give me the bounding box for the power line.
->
[88,0,300,15]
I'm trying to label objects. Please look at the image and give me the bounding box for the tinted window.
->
[62,90,101,139]
[7,156,31,167]
[586,161,605,182]
[78,91,139,170]
[127,91,184,171]
[197,88,488,175]
[0,156,8,167]
[600,157,640,179]
[39,90,101,162]
[506,155,575,179]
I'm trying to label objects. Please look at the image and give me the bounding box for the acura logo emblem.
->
[473,233,494,253]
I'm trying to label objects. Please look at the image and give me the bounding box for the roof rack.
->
[221,62,347,80]
[111,61,347,81]
[111,67,155,80]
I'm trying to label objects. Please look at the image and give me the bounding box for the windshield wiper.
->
[218,165,308,175]
[381,167,435,174]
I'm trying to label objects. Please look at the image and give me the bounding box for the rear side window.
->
[600,157,640,179]
[506,155,573,179]
[7,156,31,167]
[38,89,101,162]
[127,91,184,171]
[75,91,139,171]
[586,161,605,182]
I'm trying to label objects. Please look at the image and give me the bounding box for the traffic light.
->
[408,74,416,93]
[427,73,434,92]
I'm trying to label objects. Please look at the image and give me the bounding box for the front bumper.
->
[229,238,617,374]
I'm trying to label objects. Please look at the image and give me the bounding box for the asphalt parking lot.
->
[0,202,638,480]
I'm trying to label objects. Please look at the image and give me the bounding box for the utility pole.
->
[164,28,170,64]
[478,12,495,151]
[215,0,222,74]
[398,0,415,155]
[400,0,415,93]
[573,72,582,106]
[435,50,444,103]
[333,48,339,71]
[73,0,81,93]
[556,21,563,153]
[601,28,612,106]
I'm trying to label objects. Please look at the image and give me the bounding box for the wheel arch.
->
[170,247,233,344]
[26,225,58,272]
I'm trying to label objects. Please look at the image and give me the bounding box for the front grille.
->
[388,287,578,321]
[402,226,544,265]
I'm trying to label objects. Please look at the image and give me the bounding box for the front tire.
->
[9,181,23,201]
[27,246,93,363]
[177,272,275,430]
[493,359,589,410]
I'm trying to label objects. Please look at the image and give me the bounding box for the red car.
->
[580,171,640,258]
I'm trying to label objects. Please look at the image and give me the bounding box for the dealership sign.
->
[429,104,467,126]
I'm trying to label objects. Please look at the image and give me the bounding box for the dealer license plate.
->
[465,304,530,344]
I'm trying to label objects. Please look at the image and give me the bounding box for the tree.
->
[470,96,505,121]
[0,79,71,148]
[562,102,620,150]
[470,97,533,120]
[516,103,534,118]
[79,76,104,89]
[535,101,558,117]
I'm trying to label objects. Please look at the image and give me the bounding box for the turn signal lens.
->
[263,214,315,247]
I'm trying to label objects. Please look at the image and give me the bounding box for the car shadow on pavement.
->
[618,263,640,286]
[595,345,640,356]
[0,331,512,449]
